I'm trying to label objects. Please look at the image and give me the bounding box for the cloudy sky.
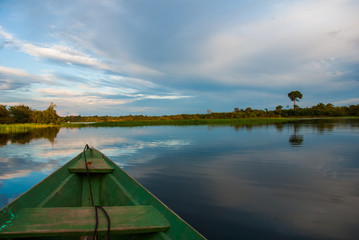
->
[1,0,358,116]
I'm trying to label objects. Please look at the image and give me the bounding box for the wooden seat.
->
[68,157,114,173]
[0,206,170,238]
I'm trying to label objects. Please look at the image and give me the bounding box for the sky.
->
[0,0,358,116]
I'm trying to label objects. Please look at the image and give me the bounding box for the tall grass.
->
[0,123,60,134]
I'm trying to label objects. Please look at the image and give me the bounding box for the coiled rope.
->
[83,144,111,240]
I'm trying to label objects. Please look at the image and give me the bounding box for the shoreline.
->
[1,117,358,133]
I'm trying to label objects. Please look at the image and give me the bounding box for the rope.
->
[94,206,111,239]
[83,144,111,240]
[83,144,94,207]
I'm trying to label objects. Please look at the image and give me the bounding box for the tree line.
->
[1,102,359,125]
[0,103,61,124]
[63,103,359,123]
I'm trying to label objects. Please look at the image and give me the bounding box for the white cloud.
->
[141,95,192,100]
[0,65,42,90]
[0,65,68,91]
[21,43,111,71]
[36,87,192,105]
[172,0,359,89]
[36,87,133,106]
[37,88,81,97]
[0,65,36,78]
[0,26,111,71]
[121,63,165,76]
[333,98,359,106]
[0,26,14,41]
[1,1,358,114]
[109,75,158,89]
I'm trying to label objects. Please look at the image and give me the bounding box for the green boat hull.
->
[0,148,205,239]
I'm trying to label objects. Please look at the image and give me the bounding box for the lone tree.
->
[288,91,303,109]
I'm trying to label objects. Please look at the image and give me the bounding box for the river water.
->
[1,119,359,239]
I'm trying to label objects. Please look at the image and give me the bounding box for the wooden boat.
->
[0,146,206,239]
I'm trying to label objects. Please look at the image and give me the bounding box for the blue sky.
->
[1,0,358,116]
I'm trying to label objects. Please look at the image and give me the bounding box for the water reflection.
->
[0,127,60,146]
[0,119,356,147]
[0,127,193,200]
[0,157,59,180]
[291,118,359,133]
[0,119,358,239]
[289,123,304,147]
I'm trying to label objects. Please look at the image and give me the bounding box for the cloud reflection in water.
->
[0,120,358,239]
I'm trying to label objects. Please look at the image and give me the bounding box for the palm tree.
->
[288,91,303,109]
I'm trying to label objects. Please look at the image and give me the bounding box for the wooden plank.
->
[0,206,170,238]
[100,174,139,206]
[82,175,101,207]
[68,157,114,173]
[37,174,81,208]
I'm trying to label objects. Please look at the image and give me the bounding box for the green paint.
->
[0,207,15,231]
[68,157,114,173]
[0,206,169,238]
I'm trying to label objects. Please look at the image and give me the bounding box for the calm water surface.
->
[1,119,359,239]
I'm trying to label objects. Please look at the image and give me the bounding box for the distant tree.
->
[315,103,326,110]
[326,103,334,108]
[288,91,303,109]
[275,105,283,116]
[28,102,61,124]
[348,105,359,116]
[0,105,11,124]
[207,109,211,114]
[42,102,61,124]
[234,107,239,112]
[31,110,45,123]
[9,105,33,123]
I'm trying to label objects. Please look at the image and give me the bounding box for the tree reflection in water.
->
[286,118,359,147]
[0,119,359,239]
[289,123,304,147]
[0,127,60,146]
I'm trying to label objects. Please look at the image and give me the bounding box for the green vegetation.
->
[281,103,359,117]
[0,102,61,125]
[0,126,60,146]
[1,99,359,132]
[63,118,294,128]
[62,103,359,124]
[288,90,303,109]
[0,123,60,134]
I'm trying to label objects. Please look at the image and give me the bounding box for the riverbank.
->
[2,117,358,133]
[62,118,296,128]
[1,118,293,133]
